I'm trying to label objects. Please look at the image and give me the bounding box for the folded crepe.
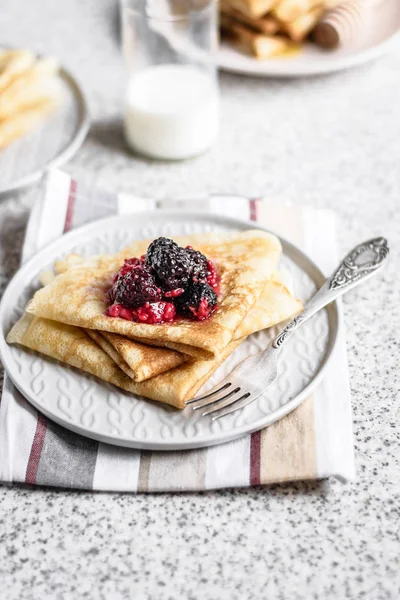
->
[279,6,323,42]
[221,13,291,59]
[85,329,187,382]
[34,245,301,384]
[7,313,244,409]
[8,272,302,408]
[0,98,60,150]
[220,1,280,35]
[222,0,278,19]
[0,50,35,94]
[0,57,61,120]
[39,268,188,382]
[92,273,302,377]
[26,231,282,360]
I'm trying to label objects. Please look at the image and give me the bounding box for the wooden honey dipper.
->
[313,0,376,49]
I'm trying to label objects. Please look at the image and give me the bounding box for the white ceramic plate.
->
[218,0,400,77]
[0,212,340,450]
[0,52,89,197]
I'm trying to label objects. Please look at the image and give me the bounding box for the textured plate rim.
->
[218,28,400,78]
[0,64,90,196]
[0,210,342,451]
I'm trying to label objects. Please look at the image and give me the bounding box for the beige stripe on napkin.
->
[138,448,207,492]
[260,397,317,484]
[255,201,318,482]
[137,451,152,492]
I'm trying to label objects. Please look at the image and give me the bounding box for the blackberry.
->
[116,257,143,279]
[176,281,217,320]
[146,237,191,290]
[185,247,208,280]
[109,265,162,308]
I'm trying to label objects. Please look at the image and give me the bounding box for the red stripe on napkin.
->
[25,413,47,484]
[250,430,262,486]
[249,198,257,222]
[63,179,77,233]
[25,177,77,484]
[248,198,262,485]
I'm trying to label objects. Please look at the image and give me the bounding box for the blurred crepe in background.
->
[220,0,378,58]
[0,50,62,149]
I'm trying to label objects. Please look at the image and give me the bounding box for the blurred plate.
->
[218,0,400,77]
[0,54,89,197]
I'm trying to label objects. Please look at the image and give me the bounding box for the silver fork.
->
[185,237,389,420]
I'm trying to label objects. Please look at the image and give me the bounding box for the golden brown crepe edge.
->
[7,314,243,410]
[98,330,187,381]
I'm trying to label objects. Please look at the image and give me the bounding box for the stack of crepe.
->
[0,50,62,150]
[220,0,349,58]
[7,230,303,409]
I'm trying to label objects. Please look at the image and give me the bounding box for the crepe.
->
[279,6,323,42]
[38,268,188,382]
[88,272,302,380]
[221,14,291,59]
[27,230,282,359]
[0,57,61,120]
[7,313,243,409]
[8,275,301,408]
[220,1,280,35]
[271,0,320,23]
[0,98,60,150]
[77,270,301,380]
[0,50,35,94]
[8,269,302,409]
[219,0,348,59]
[222,0,278,19]
[85,329,187,382]
[235,273,301,337]
[41,255,301,382]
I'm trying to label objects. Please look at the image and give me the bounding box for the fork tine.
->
[189,386,241,411]
[201,389,249,417]
[184,382,232,406]
[211,392,257,420]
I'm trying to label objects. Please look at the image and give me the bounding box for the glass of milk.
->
[120,0,219,160]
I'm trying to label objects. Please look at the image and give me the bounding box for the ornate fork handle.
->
[273,237,389,350]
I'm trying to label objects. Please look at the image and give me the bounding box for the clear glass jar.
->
[120,0,219,160]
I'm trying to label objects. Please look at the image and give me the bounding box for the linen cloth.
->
[0,169,355,491]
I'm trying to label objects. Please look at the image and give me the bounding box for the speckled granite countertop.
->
[0,1,399,599]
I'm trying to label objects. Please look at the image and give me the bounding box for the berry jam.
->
[105,302,176,323]
[106,237,220,323]
[192,298,214,320]
[164,288,184,298]
[105,304,134,321]
[132,301,176,324]
[206,260,219,293]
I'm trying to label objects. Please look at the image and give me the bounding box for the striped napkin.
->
[0,169,355,491]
